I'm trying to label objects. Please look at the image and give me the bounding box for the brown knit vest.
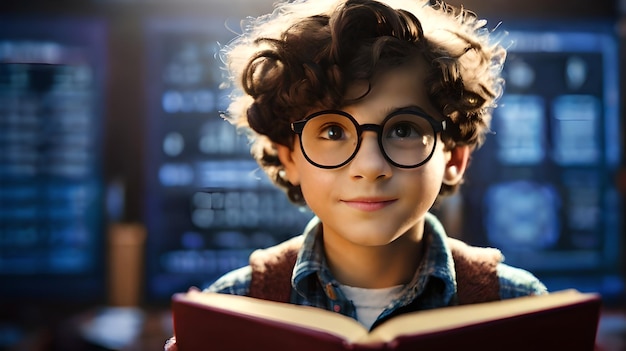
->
[247,236,502,305]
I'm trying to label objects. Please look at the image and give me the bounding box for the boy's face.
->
[277,60,469,248]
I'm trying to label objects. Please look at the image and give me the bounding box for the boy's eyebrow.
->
[388,105,431,115]
[390,104,445,120]
[377,105,413,116]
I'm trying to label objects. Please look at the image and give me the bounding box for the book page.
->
[365,289,596,343]
[181,291,369,343]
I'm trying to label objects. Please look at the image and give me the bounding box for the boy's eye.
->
[319,124,346,140]
[387,122,422,139]
[391,123,413,138]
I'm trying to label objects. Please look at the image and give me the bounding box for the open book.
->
[172,289,601,351]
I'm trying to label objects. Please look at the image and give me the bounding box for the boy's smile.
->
[340,197,397,212]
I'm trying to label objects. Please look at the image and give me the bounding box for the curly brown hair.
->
[221,0,506,205]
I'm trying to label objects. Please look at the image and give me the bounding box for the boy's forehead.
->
[344,79,370,101]
[343,57,429,93]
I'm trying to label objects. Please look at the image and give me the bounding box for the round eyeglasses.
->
[290,107,446,169]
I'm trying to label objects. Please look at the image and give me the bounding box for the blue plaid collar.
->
[291,213,456,309]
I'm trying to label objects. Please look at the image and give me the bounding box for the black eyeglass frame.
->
[290,107,447,169]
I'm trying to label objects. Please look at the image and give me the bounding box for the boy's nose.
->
[348,132,392,180]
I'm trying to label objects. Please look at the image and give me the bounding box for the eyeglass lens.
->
[297,111,437,168]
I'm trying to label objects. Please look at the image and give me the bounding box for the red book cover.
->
[172,289,601,351]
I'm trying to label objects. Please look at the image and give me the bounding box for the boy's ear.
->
[276,143,301,186]
[443,145,471,186]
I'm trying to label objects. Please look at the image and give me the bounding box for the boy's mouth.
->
[340,198,397,212]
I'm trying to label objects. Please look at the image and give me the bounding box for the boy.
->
[166,0,547,348]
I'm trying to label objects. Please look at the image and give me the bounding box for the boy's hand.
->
[164,336,178,351]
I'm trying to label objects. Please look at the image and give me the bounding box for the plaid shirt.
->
[207,213,548,330]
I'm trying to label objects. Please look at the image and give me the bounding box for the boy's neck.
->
[322,226,425,289]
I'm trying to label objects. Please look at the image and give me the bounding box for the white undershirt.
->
[339,284,404,330]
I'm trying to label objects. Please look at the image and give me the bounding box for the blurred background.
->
[0,0,624,349]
